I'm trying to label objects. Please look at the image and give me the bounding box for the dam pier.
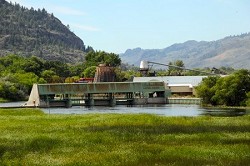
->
[26,82,170,108]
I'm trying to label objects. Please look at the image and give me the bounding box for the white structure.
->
[133,76,207,96]
[26,84,40,107]
[139,61,149,70]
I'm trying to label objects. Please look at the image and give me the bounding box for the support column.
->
[87,93,94,106]
[109,93,116,106]
[65,99,72,108]
[46,95,50,108]
[65,94,72,108]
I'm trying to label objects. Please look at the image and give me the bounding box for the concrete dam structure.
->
[26,82,170,108]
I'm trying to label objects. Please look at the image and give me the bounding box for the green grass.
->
[0,108,249,165]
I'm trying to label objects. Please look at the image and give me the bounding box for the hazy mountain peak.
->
[120,33,250,69]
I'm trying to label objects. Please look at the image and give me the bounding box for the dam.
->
[26,82,170,108]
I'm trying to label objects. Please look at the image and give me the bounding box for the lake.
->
[0,102,249,117]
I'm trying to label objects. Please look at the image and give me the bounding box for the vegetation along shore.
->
[0,1,250,165]
[0,108,249,165]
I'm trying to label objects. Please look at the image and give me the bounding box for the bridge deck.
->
[27,82,170,107]
[37,82,166,95]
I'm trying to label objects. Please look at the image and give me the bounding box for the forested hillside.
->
[0,0,90,63]
[120,33,250,69]
[0,51,121,101]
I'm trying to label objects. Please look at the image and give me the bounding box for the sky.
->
[7,0,250,54]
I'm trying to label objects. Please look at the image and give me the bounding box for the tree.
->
[84,51,121,68]
[175,60,184,68]
[213,69,250,106]
[83,66,96,78]
[85,46,94,53]
[41,70,57,83]
[196,76,220,105]
[22,56,44,76]
[69,63,86,77]
[0,75,26,101]
[246,92,250,107]
[66,24,70,30]
[65,76,80,83]
[14,72,39,93]
[167,60,185,76]
[167,62,174,76]
[196,69,250,106]
[44,61,70,77]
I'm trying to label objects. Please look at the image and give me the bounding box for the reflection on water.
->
[202,108,247,117]
[42,104,249,117]
[0,102,249,117]
[43,104,204,116]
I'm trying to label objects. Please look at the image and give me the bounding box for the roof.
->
[133,76,207,87]
[168,84,193,88]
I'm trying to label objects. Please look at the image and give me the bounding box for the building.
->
[133,76,207,96]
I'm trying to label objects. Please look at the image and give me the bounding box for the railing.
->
[167,98,201,104]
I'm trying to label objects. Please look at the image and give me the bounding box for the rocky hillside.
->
[0,0,87,63]
[120,33,250,69]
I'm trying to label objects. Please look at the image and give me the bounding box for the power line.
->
[147,61,217,75]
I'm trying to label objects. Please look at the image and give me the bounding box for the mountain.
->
[0,0,89,63]
[120,33,250,69]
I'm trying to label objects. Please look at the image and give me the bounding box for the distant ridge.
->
[120,33,250,69]
[0,0,89,63]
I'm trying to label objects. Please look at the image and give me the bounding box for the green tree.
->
[51,75,61,83]
[213,69,250,106]
[196,69,250,106]
[83,66,96,78]
[246,92,250,107]
[69,63,86,77]
[41,70,57,83]
[14,72,39,92]
[196,76,220,105]
[115,70,127,82]
[44,61,70,77]
[65,76,80,83]
[167,62,173,76]
[167,60,185,76]
[0,75,26,101]
[84,51,121,67]
[22,56,44,76]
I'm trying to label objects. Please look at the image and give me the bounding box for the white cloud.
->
[52,6,86,16]
[71,24,100,32]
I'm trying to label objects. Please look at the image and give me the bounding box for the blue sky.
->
[8,0,250,53]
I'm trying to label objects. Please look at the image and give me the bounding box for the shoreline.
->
[201,105,250,110]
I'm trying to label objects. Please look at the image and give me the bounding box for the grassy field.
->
[0,108,249,166]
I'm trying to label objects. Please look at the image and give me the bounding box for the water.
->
[42,104,249,117]
[1,102,249,117]
[0,101,25,107]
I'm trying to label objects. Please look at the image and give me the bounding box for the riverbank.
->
[0,108,249,165]
[201,104,250,110]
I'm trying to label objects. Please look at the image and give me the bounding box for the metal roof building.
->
[133,76,208,96]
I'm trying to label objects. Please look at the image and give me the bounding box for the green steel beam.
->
[37,82,166,95]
